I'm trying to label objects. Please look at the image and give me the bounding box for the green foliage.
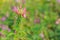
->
[0,0,60,40]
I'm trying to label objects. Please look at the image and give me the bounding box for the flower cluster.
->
[12,5,26,18]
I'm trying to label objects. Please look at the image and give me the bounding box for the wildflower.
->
[12,6,19,14]
[22,7,27,18]
[57,0,60,3]
[22,13,26,18]
[1,25,6,30]
[12,6,27,18]
[34,18,40,24]
[22,0,25,4]
[0,24,10,32]
[1,16,6,21]
[23,7,26,14]
[39,32,44,38]
[0,24,8,30]
[55,18,60,24]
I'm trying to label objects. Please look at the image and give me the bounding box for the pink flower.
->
[23,8,26,14]
[57,0,60,3]
[0,24,10,32]
[22,8,27,18]
[39,32,44,38]
[34,18,40,24]
[22,0,25,4]
[56,21,59,24]
[12,6,27,18]
[12,6,19,14]
[2,25,6,30]
[55,18,60,24]
[22,13,26,18]
[1,17,6,21]
[1,24,8,30]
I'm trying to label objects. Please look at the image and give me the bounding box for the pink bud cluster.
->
[12,5,27,18]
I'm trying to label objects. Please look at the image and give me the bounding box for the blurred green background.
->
[0,0,60,40]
